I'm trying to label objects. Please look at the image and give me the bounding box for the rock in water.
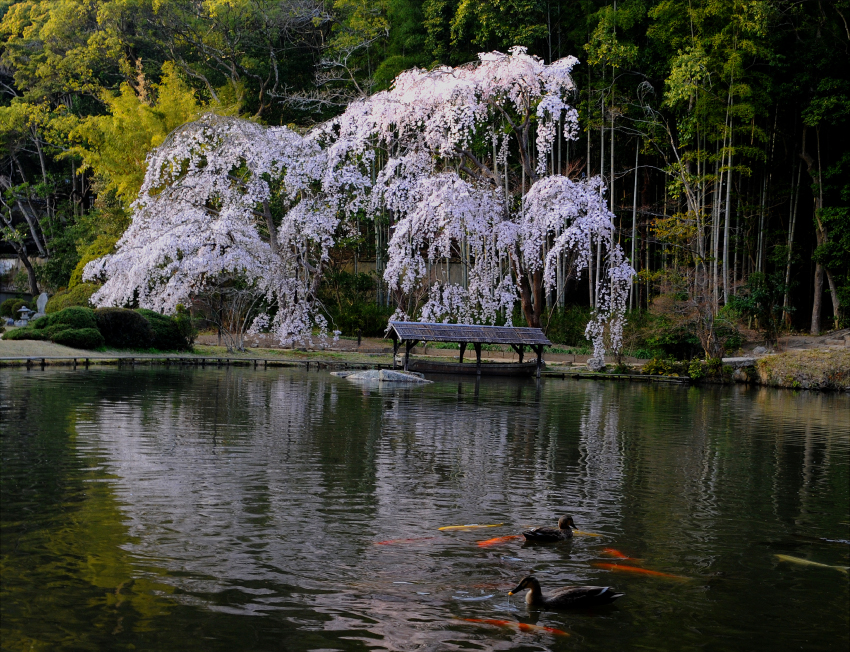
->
[378,369,429,382]
[332,369,431,383]
[587,357,605,372]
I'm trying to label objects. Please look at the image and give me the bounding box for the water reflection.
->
[1,369,847,651]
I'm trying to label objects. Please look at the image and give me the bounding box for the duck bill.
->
[508,583,524,595]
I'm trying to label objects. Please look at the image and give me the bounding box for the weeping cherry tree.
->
[86,48,633,359]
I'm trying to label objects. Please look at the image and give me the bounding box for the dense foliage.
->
[2,0,848,357]
[135,308,194,351]
[94,307,153,348]
[45,283,98,312]
[3,305,191,350]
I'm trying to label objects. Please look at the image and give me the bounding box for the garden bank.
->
[2,338,847,392]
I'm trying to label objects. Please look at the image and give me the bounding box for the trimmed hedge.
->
[52,328,105,350]
[1,298,32,318]
[2,327,42,341]
[95,307,153,349]
[32,307,98,331]
[135,309,191,351]
[45,283,98,313]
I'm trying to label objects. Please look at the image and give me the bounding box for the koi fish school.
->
[592,563,686,579]
[462,618,569,637]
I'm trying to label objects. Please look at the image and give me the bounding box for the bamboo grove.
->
[1,0,848,351]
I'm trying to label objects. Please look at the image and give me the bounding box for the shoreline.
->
[2,341,847,392]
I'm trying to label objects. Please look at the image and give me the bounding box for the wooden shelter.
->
[388,321,552,377]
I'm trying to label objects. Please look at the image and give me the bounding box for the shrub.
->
[1,298,30,318]
[2,327,42,341]
[35,307,98,331]
[642,358,672,375]
[95,307,153,348]
[688,360,705,379]
[135,308,192,351]
[11,326,50,340]
[174,305,197,347]
[52,328,105,350]
[544,306,593,347]
[43,323,79,339]
[630,348,661,360]
[327,301,396,337]
[729,272,788,346]
[68,233,121,288]
[705,357,723,376]
[643,319,702,360]
[45,283,99,313]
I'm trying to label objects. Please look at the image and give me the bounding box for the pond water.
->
[1,368,848,651]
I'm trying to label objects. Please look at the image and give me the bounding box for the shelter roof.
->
[389,321,551,346]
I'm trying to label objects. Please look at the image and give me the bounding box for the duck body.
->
[509,575,623,609]
[522,515,575,543]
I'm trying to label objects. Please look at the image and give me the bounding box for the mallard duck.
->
[508,575,624,609]
[522,515,575,542]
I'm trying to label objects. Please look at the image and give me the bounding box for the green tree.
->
[67,62,203,207]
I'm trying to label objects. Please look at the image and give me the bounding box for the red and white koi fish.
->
[592,562,686,579]
[374,537,436,545]
[477,535,523,547]
[461,618,569,637]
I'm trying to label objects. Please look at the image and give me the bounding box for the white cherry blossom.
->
[86,48,634,355]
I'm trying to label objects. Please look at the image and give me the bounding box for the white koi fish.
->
[775,554,849,574]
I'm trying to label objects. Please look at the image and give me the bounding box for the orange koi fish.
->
[462,618,569,637]
[439,523,504,531]
[593,562,685,579]
[374,537,436,545]
[602,548,640,561]
[477,535,523,547]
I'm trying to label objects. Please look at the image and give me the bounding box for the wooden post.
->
[535,345,543,378]
[474,343,482,376]
[391,333,399,369]
[404,340,418,371]
[459,342,467,363]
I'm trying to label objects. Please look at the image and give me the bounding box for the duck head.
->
[508,575,541,597]
[558,515,576,530]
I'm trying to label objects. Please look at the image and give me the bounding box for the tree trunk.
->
[630,139,638,310]
[825,268,840,330]
[800,127,825,335]
[16,247,40,296]
[811,257,823,335]
[513,250,541,328]
[723,145,733,304]
[783,155,801,324]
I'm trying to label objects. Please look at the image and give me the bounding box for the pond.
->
[1,368,848,651]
